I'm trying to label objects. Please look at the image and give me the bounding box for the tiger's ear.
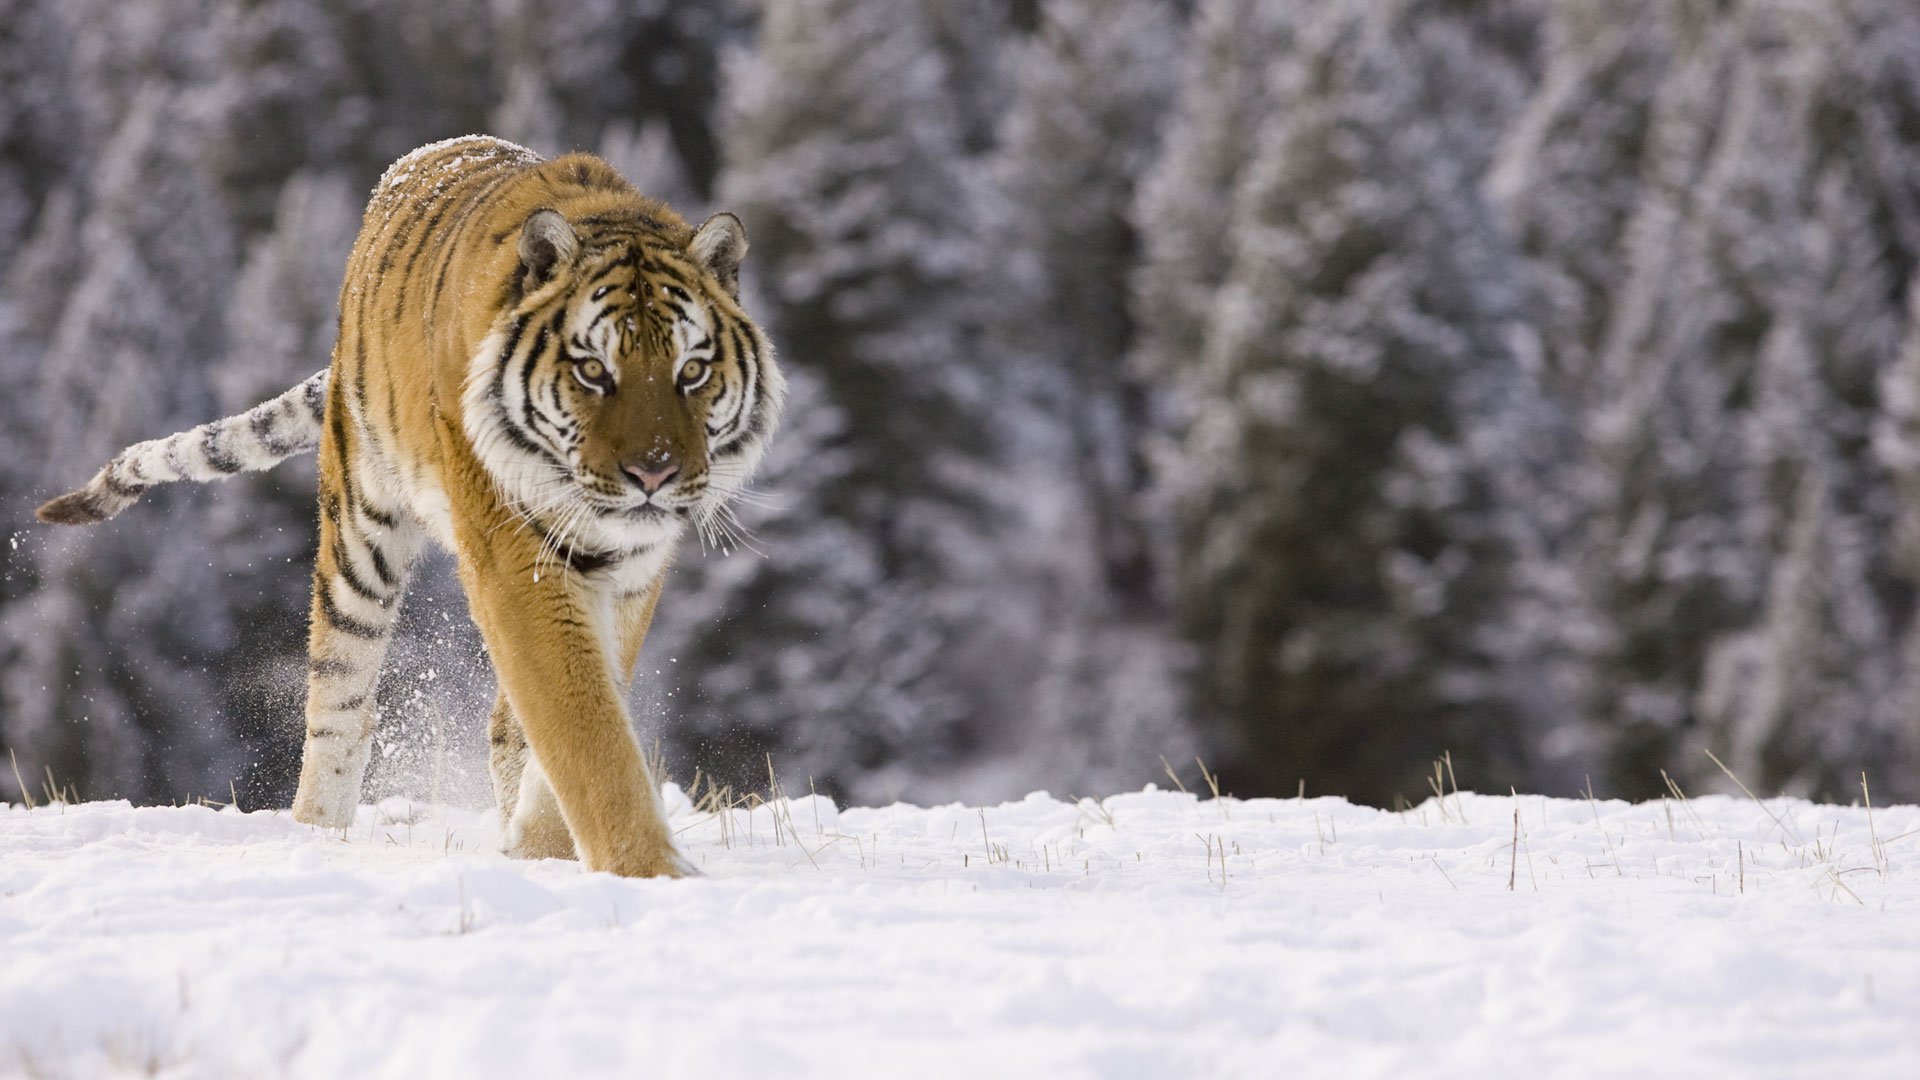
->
[518,208,578,293]
[691,212,747,299]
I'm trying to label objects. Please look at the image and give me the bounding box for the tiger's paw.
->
[503,811,578,862]
[291,781,359,830]
[591,839,699,879]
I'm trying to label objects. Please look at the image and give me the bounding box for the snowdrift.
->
[2,787,1916,1077]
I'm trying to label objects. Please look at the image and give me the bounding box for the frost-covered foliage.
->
[2,86,241,802]
[488,0,738,185]
[1130,0,1297,396]
[996,0,1177,602]
[202,174,357,799]
[1488,0,1670,409]
[1580,0,1920,796]
[978,0,1189,793]
[1144,0,1555,803]
[0,0,748,806]
[3,0,1920,809]
[1573,8,1776,790]
[644,0,1017,803]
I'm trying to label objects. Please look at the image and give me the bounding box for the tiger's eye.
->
[581,359,606,380]
[680,359,707,384]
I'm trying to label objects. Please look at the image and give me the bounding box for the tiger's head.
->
[463,205,783,559]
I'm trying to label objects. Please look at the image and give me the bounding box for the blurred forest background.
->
[3,0,1920,810]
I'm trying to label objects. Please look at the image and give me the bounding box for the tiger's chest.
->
[384,433,680,598]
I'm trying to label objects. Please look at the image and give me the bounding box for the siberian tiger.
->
[36,135,783,878]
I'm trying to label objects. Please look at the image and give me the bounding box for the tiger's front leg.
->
[456,513,685,878]
[488,578,670,863]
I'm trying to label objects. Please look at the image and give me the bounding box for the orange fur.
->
[278,137,781,876]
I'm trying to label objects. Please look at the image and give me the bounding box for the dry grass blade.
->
[1196,757,1223,800]
[1196,757,1230,819]
[1583,776,1623,876]
[40,765,75,807]
[1159,755,1190,795]
[1072,795,1116,828]
[1660,768,1710,838]
[1704,748,1803,845]
[1862,772,1886,879]
[764,753,821,867]
[1820,867,1866,906]
[8,748,36,811]
[1427,753,1465,824]
[1507,787,1520,892]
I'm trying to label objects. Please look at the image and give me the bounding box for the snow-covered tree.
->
[1574,9,1770,794]
[610,1,743,196]
[1842,0,1920,290]
[654,0,1009,800]
[60,0,216,144]
[1879,278,1920,791]
[490,0,741,193]
[1701,143,1906,796]
[996,0,1178,601]
[0,0,79,263]
[1580,0,1920,798]
[1760,0,1920,801]
[339,0,493,167]
[1488,0,1670,409]
[1,90,243,803]
[1728,155,1908,793]
[1159,0,1549,802]
[1130,0,1298,395]
[4,0,1919,809]
[0,192,83,672]
[195,0,369,235]
[1478,2,1674,775]
[194,173,358,803]
[984,0,1190,789]
[1881,279,1920,584]
[596,118,702,215]
[917,0,1014,155]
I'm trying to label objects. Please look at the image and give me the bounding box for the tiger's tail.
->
[36,369,331,526]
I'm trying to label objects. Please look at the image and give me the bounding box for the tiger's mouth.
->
[573,479,696,521]
[618,501,687,521]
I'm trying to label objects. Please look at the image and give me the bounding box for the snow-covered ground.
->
[2,785,1917,1078]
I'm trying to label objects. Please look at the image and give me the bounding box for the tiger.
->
[35,135,783,878]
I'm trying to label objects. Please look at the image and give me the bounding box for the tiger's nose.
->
[621,454,679,494]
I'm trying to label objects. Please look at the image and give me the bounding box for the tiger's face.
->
[464,209,782,560]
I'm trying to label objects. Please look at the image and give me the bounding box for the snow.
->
[2,787,1917,1078]
[371,135,542,197]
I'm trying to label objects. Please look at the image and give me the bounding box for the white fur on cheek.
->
[460,327,552,508]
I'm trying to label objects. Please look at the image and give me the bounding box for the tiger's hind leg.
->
[290,488,424,828]
[487,692,528,827]
[489,692,576,860]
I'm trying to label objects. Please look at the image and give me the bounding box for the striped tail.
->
[36,370,331,526]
